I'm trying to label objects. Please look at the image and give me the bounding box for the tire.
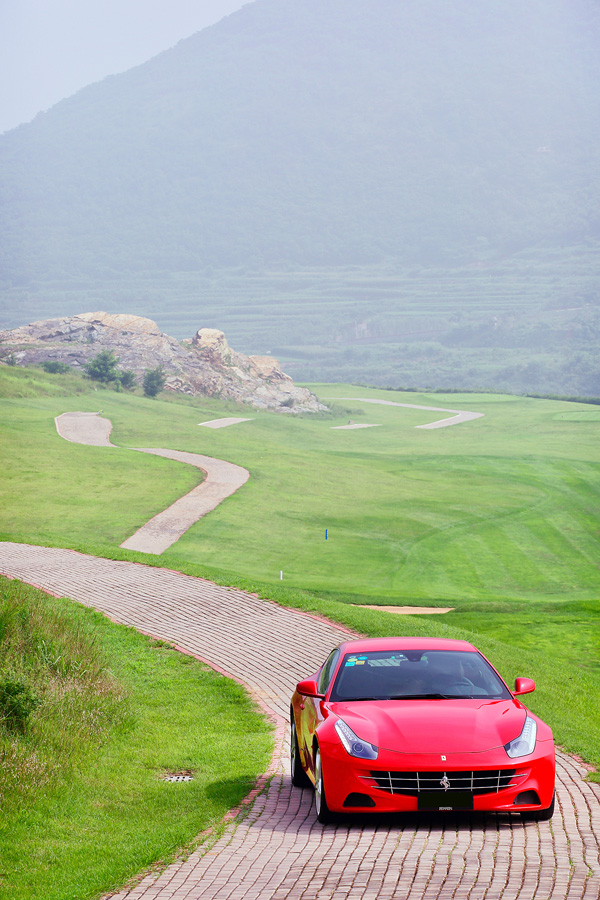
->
[290,719,311,788]
[521,792,555,822]
[314,746,333,824]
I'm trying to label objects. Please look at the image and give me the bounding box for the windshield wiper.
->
[338,696,388,702]
[389,692,452,700]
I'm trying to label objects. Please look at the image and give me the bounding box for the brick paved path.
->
[55,412,250,554]
[119,448,249,555]
[1,542,599,900]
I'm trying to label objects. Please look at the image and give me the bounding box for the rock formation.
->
[0,312,327,413]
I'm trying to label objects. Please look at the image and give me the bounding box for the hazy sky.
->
[0,0,250,134]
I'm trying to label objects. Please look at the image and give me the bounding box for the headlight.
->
[505,716,537,758]
[335,718,378,760]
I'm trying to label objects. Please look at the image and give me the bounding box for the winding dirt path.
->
[55,413,249,555]
[325,398,484,428]
[1,542,599,900]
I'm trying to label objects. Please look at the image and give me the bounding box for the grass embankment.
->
[1,365,600,891]
[0,576,272,900]
[2,368,598,669]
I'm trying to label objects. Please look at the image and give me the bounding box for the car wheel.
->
[290,719,311,787]
[521,792,555,822]
[314,746,332,824]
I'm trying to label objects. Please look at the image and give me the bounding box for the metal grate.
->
[367,769,522,796]
[161,772,195,783]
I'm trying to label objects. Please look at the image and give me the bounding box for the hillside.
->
[0,311,326,412]
[0,0,599,392]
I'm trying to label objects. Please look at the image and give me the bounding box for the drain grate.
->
[161,772,195,783]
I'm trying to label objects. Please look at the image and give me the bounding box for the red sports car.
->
[290,637,555,823]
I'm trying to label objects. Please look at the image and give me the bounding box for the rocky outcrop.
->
[0,312,327,413]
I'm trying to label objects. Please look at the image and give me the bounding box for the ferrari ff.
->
[290,637,555,823]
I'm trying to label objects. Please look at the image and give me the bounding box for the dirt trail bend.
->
[0,542,598,900]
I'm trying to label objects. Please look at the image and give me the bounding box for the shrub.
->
[119,370,137,391]
[41,361,71,374]
[85,350,120,383]
[0,679,40,732]
[143,366,166,397]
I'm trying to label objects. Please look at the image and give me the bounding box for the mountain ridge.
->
[1,0,599,394]
[2,0,599,279]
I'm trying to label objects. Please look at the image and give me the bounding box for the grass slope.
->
[1,366,599,804]
[1,368,598,667]
[0,577,272,900]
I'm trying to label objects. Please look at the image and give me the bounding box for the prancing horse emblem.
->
[440,775,451,791]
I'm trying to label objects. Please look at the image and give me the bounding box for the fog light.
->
[513,790,540,806]
[343,792,376,808]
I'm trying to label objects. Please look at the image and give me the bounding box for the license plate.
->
[418,791,474,811]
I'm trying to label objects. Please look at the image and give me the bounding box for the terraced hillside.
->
[11,244,595,394]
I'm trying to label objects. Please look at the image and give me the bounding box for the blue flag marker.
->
[325,529,328,540]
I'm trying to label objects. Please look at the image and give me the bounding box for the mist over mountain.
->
[1,0,599,393]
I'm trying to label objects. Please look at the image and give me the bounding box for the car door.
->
[297,648,340,775]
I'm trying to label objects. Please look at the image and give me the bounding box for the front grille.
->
[368,769,521,796]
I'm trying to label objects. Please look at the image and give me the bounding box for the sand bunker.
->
[356,604,454,615]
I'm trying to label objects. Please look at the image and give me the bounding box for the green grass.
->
[1,369,598,666]
[0,576,272,900]
[0,391,201,548]
[1,364,600,898]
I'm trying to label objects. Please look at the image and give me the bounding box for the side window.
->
[318,649,340,695]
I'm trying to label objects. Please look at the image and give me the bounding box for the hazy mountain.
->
[1,0,599,393]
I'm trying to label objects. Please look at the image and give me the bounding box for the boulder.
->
[0,312,327,413]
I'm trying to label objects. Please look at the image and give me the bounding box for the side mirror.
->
[296,678,324,698]
[514,677,535,696]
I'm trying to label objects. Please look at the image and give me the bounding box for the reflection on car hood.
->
[331,699,526,754]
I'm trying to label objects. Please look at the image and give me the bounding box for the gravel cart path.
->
[0,542,598,900]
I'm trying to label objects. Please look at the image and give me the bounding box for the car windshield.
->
[329,649,511,701]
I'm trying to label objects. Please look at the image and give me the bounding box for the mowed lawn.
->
[3,366,600,900]
[1,369,599,673]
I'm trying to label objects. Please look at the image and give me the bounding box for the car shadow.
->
[260,783,526,836]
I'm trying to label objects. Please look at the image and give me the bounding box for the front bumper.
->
[319,737,556,814]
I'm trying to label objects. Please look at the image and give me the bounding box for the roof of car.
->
[337,637,478,654]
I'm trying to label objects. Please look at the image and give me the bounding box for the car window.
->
[318,648,340,694]
[329,650,511,701]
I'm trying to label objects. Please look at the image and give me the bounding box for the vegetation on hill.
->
[0,0,599,394]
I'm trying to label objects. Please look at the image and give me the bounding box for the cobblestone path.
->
[1,542,599,900]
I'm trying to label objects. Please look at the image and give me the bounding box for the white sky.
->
[0,0,250,134]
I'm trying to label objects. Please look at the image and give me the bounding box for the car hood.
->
[330,699,526,754]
